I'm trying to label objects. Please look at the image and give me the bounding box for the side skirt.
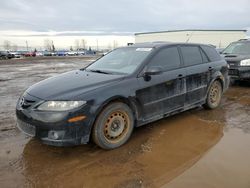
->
[136,100,205,127]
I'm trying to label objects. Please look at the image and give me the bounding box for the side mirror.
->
[144,66,163,76]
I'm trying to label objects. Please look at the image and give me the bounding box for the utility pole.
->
[26,40,29,51]
[96,39,99,51]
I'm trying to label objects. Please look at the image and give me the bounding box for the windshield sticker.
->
[136,48,152,52]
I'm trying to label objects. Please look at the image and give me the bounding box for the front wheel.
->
[203,80,222,109]
[92,102,134,149]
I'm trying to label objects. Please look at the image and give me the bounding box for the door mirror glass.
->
[144,66,163,75]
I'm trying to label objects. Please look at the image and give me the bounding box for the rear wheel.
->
[92,102,134,149]
[203,80,222,109]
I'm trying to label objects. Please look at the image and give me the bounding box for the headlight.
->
[240,59,250,66]
[37,101,86,111]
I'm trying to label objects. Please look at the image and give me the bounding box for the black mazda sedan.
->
[16,42,229,149]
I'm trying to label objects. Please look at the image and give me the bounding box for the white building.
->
[135,30,247,48]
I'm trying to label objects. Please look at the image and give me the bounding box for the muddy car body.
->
[16,42,229,149]
[222,39,250,80]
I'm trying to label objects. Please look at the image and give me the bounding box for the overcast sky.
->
[0,0,250,36]
[0,0,249,49]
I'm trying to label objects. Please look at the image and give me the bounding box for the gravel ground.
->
[0,57,249,188]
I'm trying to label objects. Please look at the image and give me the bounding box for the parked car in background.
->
[19,51,28,56]
[35,52,43,57]
[56,51,67,56]
[24,52,36,57]
[65,51,78,56]
[77,50,86,56]
[221,39,250,81]
[16,42,229,149]
[10,52,22,58]
[43,51,52,56]
[0,51,8,59]
[0,51,13,59]
[51,52,57,56]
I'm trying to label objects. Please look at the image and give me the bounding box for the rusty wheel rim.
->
[209,82,221,106]
[103,110,130,143]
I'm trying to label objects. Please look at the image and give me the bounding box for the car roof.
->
[127,42,211,49]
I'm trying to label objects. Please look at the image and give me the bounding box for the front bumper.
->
[16,117,89,146]
[229,66,250,80]
[16,94,94,146]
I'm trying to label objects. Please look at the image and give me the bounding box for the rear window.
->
[201,45,222,61]
[180,46,203,66]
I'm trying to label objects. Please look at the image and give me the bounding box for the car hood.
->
[26,70,125,100]
[222,54,250,62]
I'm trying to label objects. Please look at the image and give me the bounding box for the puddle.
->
[0,59,249,188]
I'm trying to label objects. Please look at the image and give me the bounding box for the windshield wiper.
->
[88,69,111,74]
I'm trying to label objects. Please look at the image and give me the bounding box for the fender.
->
[90,95,141,126]
[206,71,225,96]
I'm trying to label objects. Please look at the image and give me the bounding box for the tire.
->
[92,102,134,149]
[203,80,222,109]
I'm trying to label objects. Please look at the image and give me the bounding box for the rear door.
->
[136,46,186,120]
[179,45,210,106]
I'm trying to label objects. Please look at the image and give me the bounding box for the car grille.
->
[19,93,39,109]
[20,99,36,109]
[17,119,36,137]
[227,61,240,68]
[229,69,239,76]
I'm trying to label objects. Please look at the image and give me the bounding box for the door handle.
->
[208,67,213,71]
[177,74,184,79]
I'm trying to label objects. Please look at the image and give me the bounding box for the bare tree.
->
[51,41,55,52]
[74,39,80,50]
[44,39,52,51]
[81,39,87,49]
[3,40,11,50]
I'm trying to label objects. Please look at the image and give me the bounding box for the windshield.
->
[86,47,153,74]
[222,42,250,55]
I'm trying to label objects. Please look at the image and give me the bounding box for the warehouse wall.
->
[135,31,246,48]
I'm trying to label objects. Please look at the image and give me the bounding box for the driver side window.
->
[149,47,181,71]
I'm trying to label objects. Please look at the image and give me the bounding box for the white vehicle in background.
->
[65,51,78,56]
[51,52,57,56]
[10,52,22,58]
[77,50,85,56]
[35,52,43,57]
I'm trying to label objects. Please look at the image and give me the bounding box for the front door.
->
[136,46,186,120]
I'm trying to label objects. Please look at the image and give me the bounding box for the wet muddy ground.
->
[0,57,249,188]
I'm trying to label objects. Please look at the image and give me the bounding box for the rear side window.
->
[201,45,222,61]
[180,46,203,66]
[149,47,181,71]
[200,49,209,63]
